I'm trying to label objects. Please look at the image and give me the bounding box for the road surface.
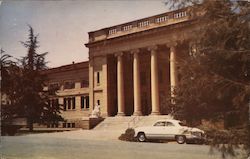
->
[0,130,244,159]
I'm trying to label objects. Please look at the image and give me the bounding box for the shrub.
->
[1,124,21,136]
[118,128,137,142]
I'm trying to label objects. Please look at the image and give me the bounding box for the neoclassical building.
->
[84,7,197,117]
[3,8,202,132]
[41,7,199,129]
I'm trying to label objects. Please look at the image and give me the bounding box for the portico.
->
[112,44,178,116]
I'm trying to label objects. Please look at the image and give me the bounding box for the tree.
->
[18,26,63,131]
[1,26,63,132]
[166,0,250,157]
[1,49,19,123]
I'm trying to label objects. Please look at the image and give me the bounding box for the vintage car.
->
[134,119,205,144]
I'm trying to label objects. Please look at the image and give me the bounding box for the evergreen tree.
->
[1,26,64,132]
[19,26,63,131]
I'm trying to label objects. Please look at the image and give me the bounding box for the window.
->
[67,98,71,109]
[166,122,174,126]
[81,96,89,109]
[97,100,100,105]
[81,96,85,109]
[67,123,71,128]
[63,98,67,111]
[86,96,89,109]
[138,21,150,27]
[154,121,166,126]
[81,80,89,88]
[97,72,100,84]
[63,123,66,128]
[109,28,117,35]
[189,44,197,57]
[63,122,75,128]
[72,97,75,109]
[64,97,76,110]
[64,81,75,89]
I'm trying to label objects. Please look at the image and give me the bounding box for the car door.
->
[163,121,179,140]
[146,121,166,139]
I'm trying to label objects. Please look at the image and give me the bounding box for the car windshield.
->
[179,122,187,126]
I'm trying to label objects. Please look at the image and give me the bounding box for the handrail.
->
[128,116,141,128]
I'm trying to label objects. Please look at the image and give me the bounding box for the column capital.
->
[131,49,140,54]
[147,45,158,52]
[114,51,123,57]
[166,42,178,48]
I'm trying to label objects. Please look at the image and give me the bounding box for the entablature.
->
[86,8,192,45]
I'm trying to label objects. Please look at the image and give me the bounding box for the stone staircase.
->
[93,116,133,131]
[93,115,172,132]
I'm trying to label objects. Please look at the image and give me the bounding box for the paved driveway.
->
[0,130,244,159]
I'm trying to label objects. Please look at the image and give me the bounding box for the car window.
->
[166,122,174,126]
[154,121,166,126]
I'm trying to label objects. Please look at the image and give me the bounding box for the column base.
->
[133,111,142,116]
[116,112,125,116]
[150,112,161,116]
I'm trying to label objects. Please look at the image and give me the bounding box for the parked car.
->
[134,119,205,144]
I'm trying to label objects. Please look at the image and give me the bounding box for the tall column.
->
[116,53,125,116]
[132,49,142,116]
[170,45,177,99]
[102,56,108,117]
[88,58,94,111]
[149,46,160,115]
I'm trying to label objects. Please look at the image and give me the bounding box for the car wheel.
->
[176,135,186,144]
[137,132,146,142]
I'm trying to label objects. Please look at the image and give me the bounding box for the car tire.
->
[175,135,186,144]
[137,132,146,142]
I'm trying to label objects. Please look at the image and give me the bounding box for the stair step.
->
[94,115,171,131]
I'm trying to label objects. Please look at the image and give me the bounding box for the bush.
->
[1,124,21,136]
[118,128,137,142]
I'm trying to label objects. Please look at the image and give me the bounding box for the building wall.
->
[45,62,91,128]
[89,56,109,117]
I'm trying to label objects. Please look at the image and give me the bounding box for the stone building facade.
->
[45,7,200,128]
[45,62,90,128]
[84,7,197,117]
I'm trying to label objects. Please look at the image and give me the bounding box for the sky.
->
[0,0,170,68]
